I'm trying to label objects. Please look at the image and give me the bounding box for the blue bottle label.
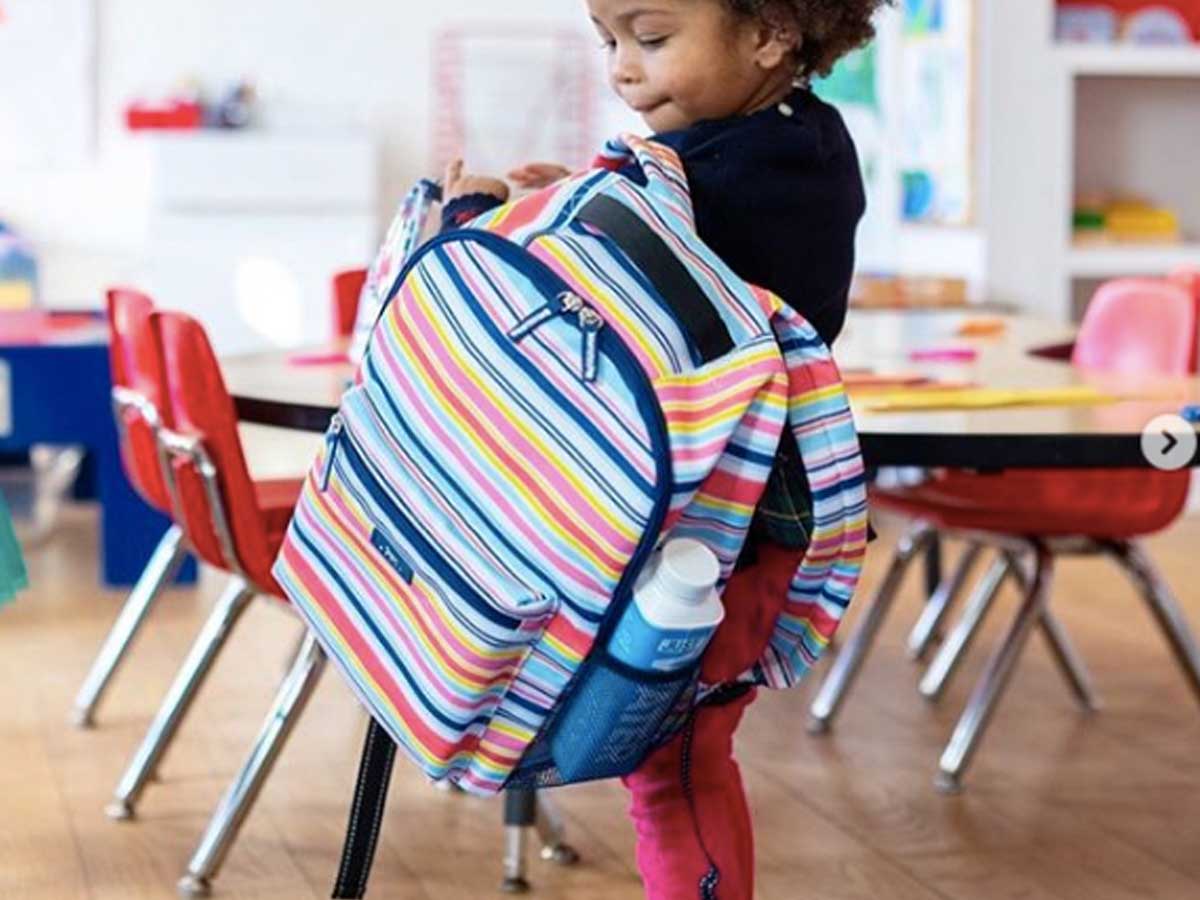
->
[609,600,717,673]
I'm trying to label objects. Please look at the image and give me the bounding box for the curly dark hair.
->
[727,0,895,79]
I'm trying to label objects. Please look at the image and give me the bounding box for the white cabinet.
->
[984,1,1200,321]
[143,132,377,355]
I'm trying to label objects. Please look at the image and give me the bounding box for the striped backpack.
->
[273,133,866,880]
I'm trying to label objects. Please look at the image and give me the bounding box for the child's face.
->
[588,0,794,133]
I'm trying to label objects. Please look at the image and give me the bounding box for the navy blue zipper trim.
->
[369,224,673,678]
[334,428,530,634]
[357,359,601,626]
[424,232,672,650]
[515,170,611,249]
[412,255,653,502]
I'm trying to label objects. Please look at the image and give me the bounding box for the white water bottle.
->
[549,539,725,781]
[610,538,725,673]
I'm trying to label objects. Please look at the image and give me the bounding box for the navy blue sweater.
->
[648,86,864,346]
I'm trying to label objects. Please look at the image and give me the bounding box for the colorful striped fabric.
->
[273,134,867,794]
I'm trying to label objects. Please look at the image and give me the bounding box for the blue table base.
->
[1,340,196,587]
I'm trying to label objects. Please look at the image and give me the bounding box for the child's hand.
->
[508,162,572,190]
[443,159,510,204]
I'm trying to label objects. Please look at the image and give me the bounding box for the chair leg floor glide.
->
[178,632,326,898]
[500,790,580,894]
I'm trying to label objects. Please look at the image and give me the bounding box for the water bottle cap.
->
[656,539,720,606]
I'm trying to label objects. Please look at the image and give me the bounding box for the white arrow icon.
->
[1142,415,1198,472]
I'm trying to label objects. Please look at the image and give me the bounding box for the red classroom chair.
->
[70,289,189,727]
[808,278,1200,791]
[332,267,368,339]
[105,309,322,897]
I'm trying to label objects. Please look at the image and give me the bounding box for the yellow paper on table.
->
[863,385,1121,412]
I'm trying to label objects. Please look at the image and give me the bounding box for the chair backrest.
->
[331,268,368,339]
[1072,278,1197,377]
[1167,267,1200,373]
[106,288,173,512]
[149,310,272,585]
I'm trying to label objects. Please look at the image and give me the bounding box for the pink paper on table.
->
[909,347,978,363]
[287,351,351,367]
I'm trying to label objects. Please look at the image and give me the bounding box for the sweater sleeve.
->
[440,192,506,233]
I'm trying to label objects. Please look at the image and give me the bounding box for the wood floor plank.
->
[3,505,1199,898]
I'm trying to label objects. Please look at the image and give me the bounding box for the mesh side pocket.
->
[549,655,697,783]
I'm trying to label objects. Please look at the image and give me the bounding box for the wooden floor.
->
[3,495,1200,899]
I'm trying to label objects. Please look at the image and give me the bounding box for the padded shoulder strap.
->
[756,290,869,688]
[596,133,695,229]
[350,179,442,363]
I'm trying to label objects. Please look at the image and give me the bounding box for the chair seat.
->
[253,478,304,547]
[872,469,1191,539]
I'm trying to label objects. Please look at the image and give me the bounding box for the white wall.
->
[2,0,607,308]
[2,0,992,309]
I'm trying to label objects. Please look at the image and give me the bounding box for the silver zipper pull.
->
[578,307,605,383]
[508,292,585,342]
[320,413,344,491]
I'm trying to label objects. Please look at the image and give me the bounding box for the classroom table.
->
[0,311,194,586]
[223,309,1200,471]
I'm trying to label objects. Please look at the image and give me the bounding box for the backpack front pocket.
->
[297,412,557,781]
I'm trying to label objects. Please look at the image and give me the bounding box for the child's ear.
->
[751,7,801,71]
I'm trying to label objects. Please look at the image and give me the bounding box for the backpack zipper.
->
[320,413,345,491]
[368,226,674,649]
[508,291,606,383]
[332,424,548,632]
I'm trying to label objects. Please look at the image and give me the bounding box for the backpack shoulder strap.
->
[350,179,442,363]
[596,133,695,230]
[755,289,869,688]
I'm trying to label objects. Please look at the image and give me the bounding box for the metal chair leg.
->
[1110,541,1200,706]
[534,792,579,866]
[28,444,86,544]
[178,633,326,898]
[907,542,984,661]
[72,525,188,728]
[1036,608,1100,712]
[924,534,943,605]
[502,789,537,894]
[1003,553,1099,713]
[106,579,254,821]
[919,555,1013,702]
[936,545,1054,793]
[808,522,936,733]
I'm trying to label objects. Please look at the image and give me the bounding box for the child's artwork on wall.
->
[0,0,96,167]
[899,0,975,225]
[432,26,601,179]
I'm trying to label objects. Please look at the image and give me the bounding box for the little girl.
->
[443,1,887,896]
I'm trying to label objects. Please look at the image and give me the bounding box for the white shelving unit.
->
[1059,44,1200,77]
[1067,243,1200,278]
[983,1,1200,322]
